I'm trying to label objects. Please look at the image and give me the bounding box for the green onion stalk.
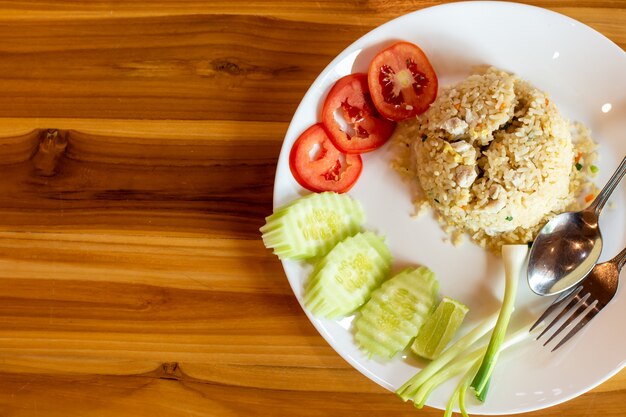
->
[396,312,499,402]
[470,244,529,399]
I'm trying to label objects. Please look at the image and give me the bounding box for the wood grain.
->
[0,2,623,121]
[0,2,623,417]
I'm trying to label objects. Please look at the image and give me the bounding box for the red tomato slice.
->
[289,123,363,193]
[367,41,438,121]
[322,73,396,154]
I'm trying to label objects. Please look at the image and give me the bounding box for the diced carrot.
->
[454,103,461,111]
[585,194,594,203]
[575,151,582,162]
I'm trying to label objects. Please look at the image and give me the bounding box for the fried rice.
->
[392,67,598,253]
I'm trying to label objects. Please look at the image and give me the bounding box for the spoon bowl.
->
[528,209,603,295]
[528,156,626,296]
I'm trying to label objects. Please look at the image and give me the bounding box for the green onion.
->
[590,165,599,173]
[396,312,499,402]
[444,391,460,417]
[458,361,481,417]
[476,377,491,402]
[406,322,532,411]
[505,216,513,221]
[575,163,583,171]
[442,324,531,413]
[470,245,528,398]
[414,347,486,408]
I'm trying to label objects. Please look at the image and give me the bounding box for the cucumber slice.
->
[260,192,365,260]
[411,296,469,360]
[355,267,439,359]
[303,232,392,318]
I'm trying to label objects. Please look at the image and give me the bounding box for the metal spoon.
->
[527,156,626,296]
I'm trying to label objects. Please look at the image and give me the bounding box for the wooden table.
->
[0,1,623,416]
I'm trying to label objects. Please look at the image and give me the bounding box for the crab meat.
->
[441,117,468,136]
[454,165,477,188]
[450,140,471,153]
[484,184,507,213]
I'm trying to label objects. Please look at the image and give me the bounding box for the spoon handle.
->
[587,156,626,216]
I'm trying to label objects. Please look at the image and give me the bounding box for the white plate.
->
[272,2,626,414]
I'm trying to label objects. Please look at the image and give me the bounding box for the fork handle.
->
[612,246,626,271]
[587,156,626,216]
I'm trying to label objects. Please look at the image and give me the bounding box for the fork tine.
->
[529,286,582,332]
[536,289,584,340]
[542,293,592,346]
[551,303,600,352]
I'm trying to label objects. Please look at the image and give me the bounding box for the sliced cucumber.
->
[354,267,439,359]
[260,192,365,260]
[303,232,392,318]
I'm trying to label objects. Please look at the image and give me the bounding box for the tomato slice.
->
[367,41,438,121]
[289,123,363,193]
[322,73,396,154]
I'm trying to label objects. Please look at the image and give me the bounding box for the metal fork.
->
[530,246,626,351]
